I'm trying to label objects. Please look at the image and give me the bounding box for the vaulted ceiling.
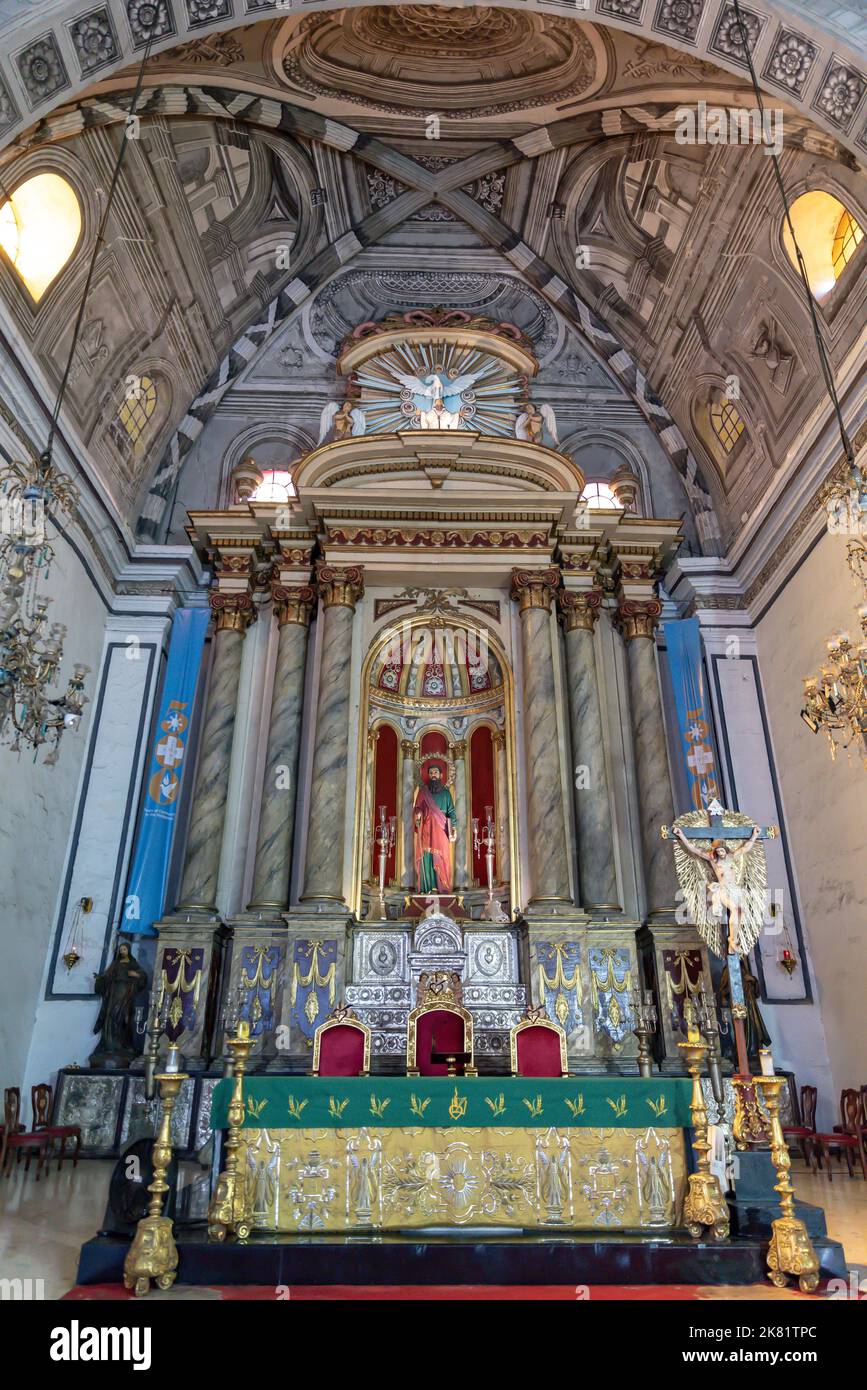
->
[0,3,864,557]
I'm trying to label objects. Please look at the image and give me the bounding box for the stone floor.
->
[0,1157,864,1301]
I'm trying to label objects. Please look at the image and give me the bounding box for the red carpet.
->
[61,1282,813,1300]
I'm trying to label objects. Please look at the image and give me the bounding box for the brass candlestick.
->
[630,989,657,1078]
[753,1075,820,1293]
[207,1022,254,1242]
[123,1052,187,1297]
[678,1003,730,1241]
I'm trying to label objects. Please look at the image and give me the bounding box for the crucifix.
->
[662,798,777,1077]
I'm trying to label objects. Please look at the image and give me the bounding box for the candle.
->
[164,1044,181,1073]
[758,1045,775,1076]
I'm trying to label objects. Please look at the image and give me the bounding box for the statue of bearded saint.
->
[413,762,457,893]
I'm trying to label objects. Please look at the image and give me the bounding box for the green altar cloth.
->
[211,1075,693,1131]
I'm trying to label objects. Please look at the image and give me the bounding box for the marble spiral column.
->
[247,585,315,913]
[511,568,572,909]
[492,730,511,888]
[615,599,678,916]
[452,741,469,889]
[300,564,364,908]
[399,739,417,889]
[558,590,619,911]
[177,593,255,913]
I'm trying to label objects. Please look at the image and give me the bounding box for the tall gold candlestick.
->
[208,1022,255,1242]
[678,1003,729,1241]
[753,1075,820,1293]
[123,1059,187,1297]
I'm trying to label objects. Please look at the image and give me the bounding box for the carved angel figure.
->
[671,809,767,958]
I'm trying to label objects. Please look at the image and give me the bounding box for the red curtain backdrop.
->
[420,730,448,758]
[470,725,496,885]
[371,723,398,883]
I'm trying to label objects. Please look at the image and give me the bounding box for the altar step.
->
[77,1229,848,1288]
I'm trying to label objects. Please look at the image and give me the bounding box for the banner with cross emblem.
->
[123,608,210,936]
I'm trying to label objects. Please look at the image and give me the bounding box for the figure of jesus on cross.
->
[662,798,777,1076]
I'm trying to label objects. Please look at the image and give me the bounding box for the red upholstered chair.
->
[2,1087,50,1180]
[407,976,475,1076]
[783,1083,818,1170]
[511,1010,568,1078]
[313,1007,371,1077]
[814,1089,867,1182]
[31,1082,81,1171]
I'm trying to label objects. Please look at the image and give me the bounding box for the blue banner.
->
[122,607,210,936]
[663,617,721,813]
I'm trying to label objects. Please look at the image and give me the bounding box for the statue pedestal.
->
[728,1149,828,1240]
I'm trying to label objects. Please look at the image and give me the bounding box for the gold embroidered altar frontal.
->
[240,1126,688,1232]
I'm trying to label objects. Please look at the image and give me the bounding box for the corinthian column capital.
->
[557,588,603,632]
[510,566,560,613]
[613,598,663,641]
[272,582,316,627]
[315,562,365,611]
[208,590,256,633]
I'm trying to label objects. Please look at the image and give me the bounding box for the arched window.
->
[108,373,158,459]
[250,469,295,502]
[117,375,157,444]
[832,209,863,278]
[0,172,82,302]
[783,191,864,299]
[580,481,622,510]
[709,397,745,454]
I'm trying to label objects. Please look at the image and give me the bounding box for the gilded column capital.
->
[400,739,418,758]
[613,598,663,641]
[315,562,365,611]
[272,583,315,627]
[451,740,467,760]
[491,729,506,749]
[208,591,256,633]
[510,566,560,613]
[557,588,603,633]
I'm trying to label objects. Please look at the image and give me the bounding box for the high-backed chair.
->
[814,1089,867,1182]
[407,974,475,1077]
[2,1088,50,1180]
[31,1082,81,1171]
[510,1008,568,1078]
[783,1083,818,1169]
[313,1006,371,1077]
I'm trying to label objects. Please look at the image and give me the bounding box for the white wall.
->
[757,528,867,1116]
[0,525,107,1092]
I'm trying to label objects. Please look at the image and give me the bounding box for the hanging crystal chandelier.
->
[0,449,90,763]
[801,536,867,768]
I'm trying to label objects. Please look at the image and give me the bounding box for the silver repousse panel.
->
[120,1075,194,1150]
[55,1074,125,1152]
[351,929,409,984]
[465,929,519,984]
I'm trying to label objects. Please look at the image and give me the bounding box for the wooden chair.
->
[407,975,475,1077]
[31,1082,82,1171]
[2,1087,50,1180]
[814,1089,867,1182]
[312,1006,371,1077]
[783,1083,818,1170]
[510,1008,568,1078]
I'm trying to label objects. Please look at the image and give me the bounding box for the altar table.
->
[211,1077,693,1234]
